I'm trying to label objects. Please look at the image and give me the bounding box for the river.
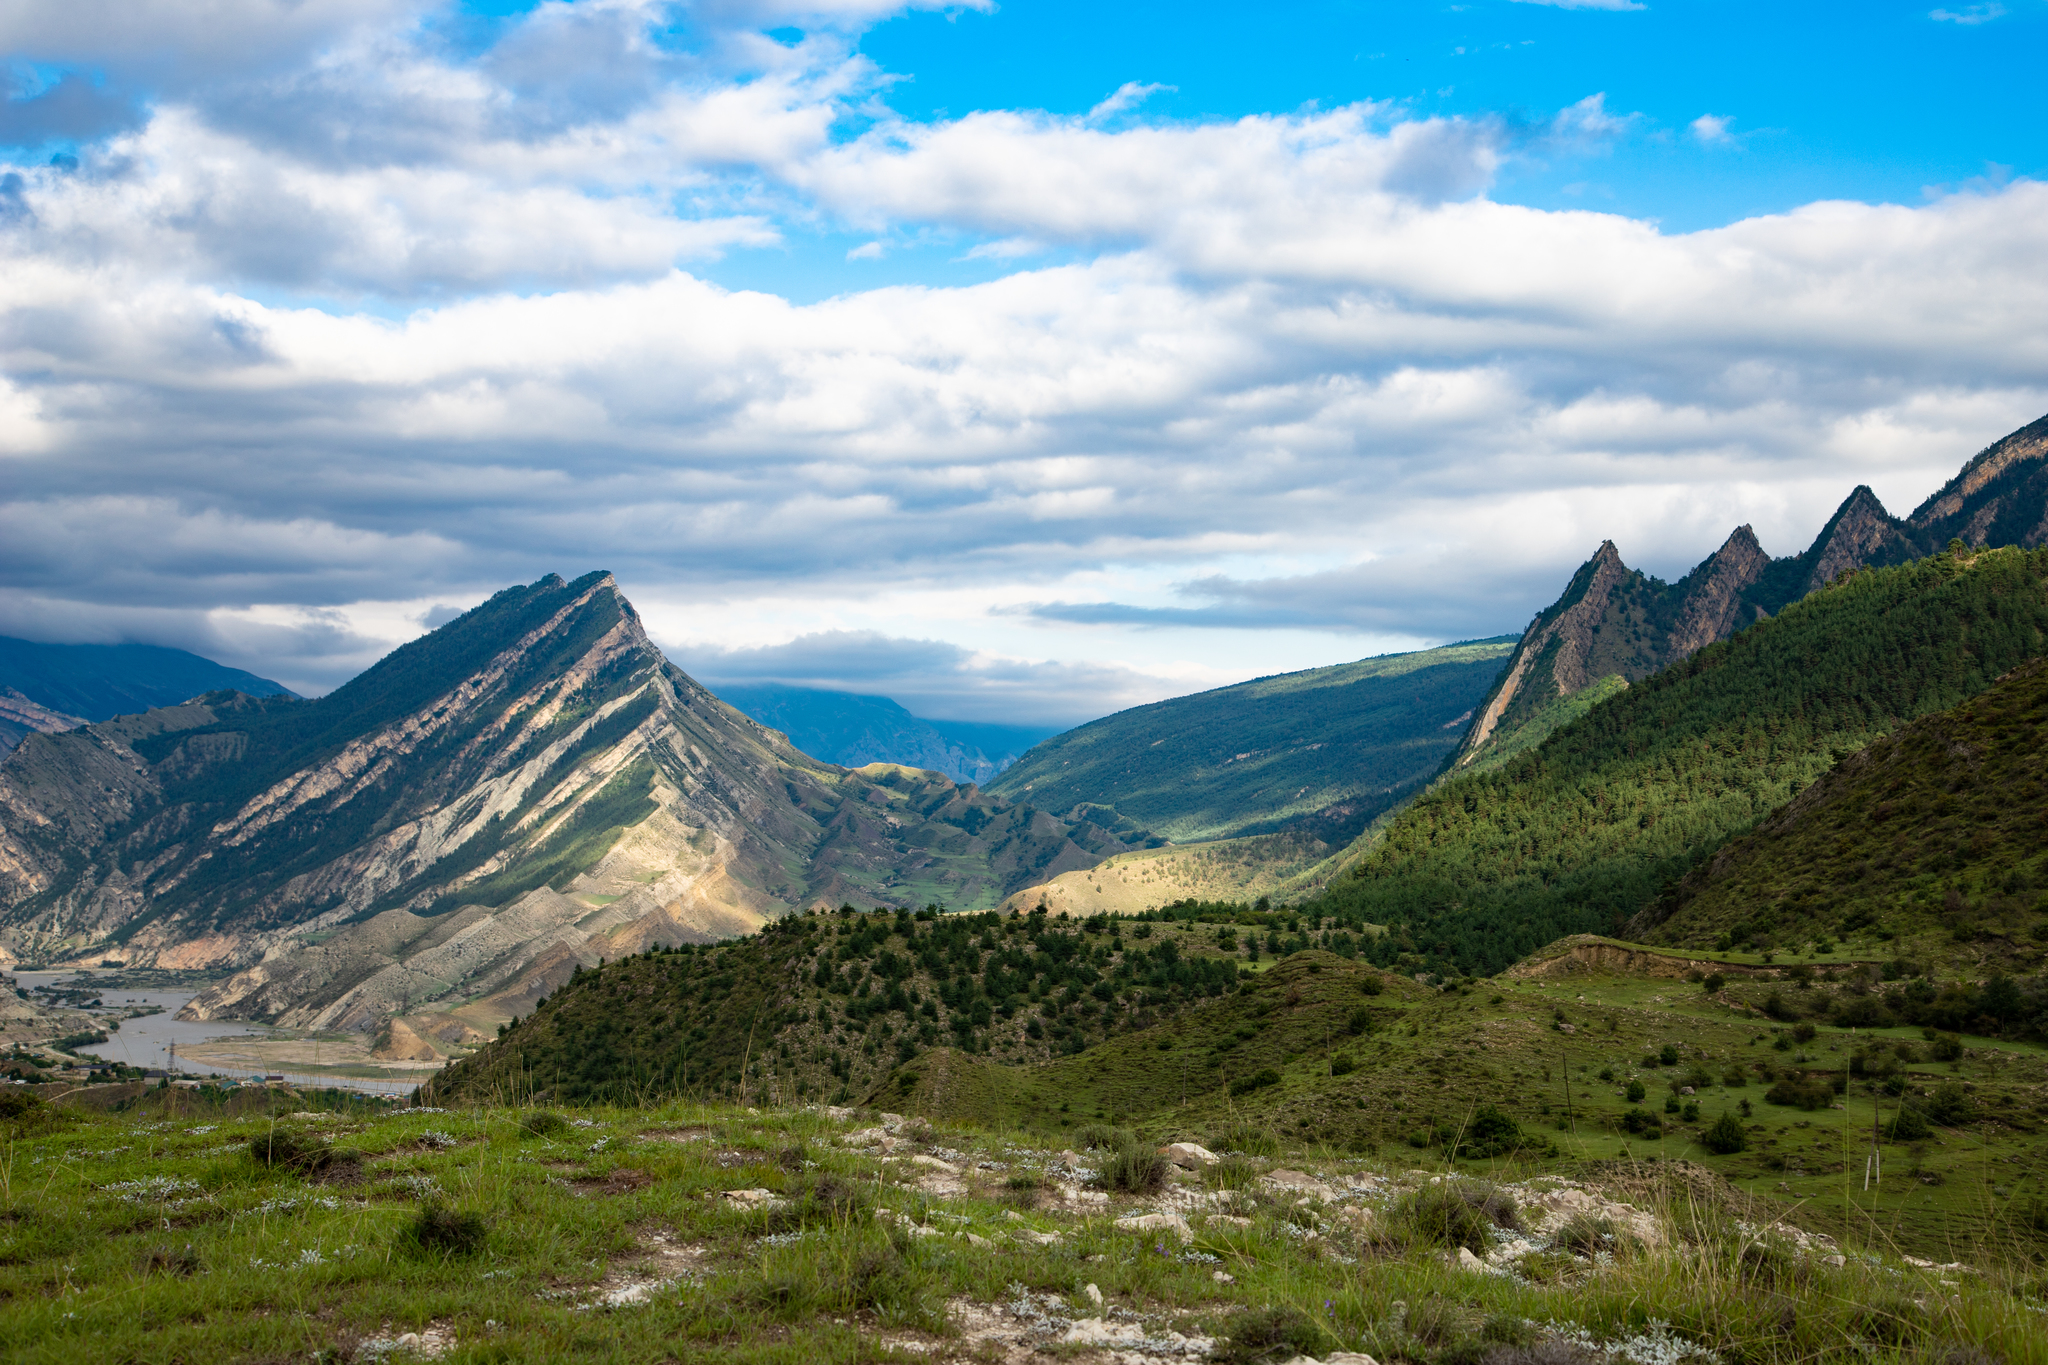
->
[12,971,416,1097]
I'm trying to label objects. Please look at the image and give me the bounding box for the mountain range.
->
[0,573,1159,1040]
[1455,412,2048,772]
[708,682,1057,786]
[0,636,293,758]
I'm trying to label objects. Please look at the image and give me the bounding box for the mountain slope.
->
[0,573,1158,1030]
[989,639,1516,846]
[1628,656,2048,971]
[0,636,294,722]
[1455,411,2048,773]
[1307,544,2048,977]
[709,682,1055,785]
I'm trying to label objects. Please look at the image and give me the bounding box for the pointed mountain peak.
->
[1721,524,1763,555]
[1908,411,2048,528]
[1835,484,1890,520]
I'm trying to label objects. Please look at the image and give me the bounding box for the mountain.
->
[707,682,1058,785]
[989,639,1517,847]
[1304,543,2048,977]
[1456,411,2048,772]
[0,572,1159,1033]
[0,637,293,758]
[1627,656,2048,972]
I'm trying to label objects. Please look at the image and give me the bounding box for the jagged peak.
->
[1720,524,1763,555]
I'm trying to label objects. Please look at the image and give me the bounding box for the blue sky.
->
[1,0,2044,724]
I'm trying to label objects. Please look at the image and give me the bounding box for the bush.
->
[1454,1105,1524,1160]
[1208,1122,1279,1156]
[1703,1111,1748,1154]
[1925,1081,1972,1125]
[1359,975,1384,997]
[1074,1123,1131,1151]
[1931,1032,1965,1061]
[1885,1104,1931,1142]
[518,1111,570,1138]
[1791,1021,1817,1044]
[1703,974,1726,994]
[405,1205,488,1257]
[1620,1109,1661,1137]
[1329,1053,1357,1076]
[1219,1305,1320,1365]
[1624,1079,1646,1103]
[1229,1068,1281,1096]
[1720,1066,1748,1087]
[248,1129,359,1177]
[1204,1154,1260,1190]
[1102,1138,1169,1195]
[1394,1181,1520,1252]
[1657,1044,1679,1066]
[1765,1075,1834,1111]
[1345,1006,1374,1035]
[1553,1214,1628,1258]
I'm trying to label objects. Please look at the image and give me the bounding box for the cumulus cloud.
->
[1,0,2046,719]
[1929,4,2005,22]
[1689,113,1735,146]
[1510,0,1646,10]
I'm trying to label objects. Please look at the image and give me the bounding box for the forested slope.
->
[1630,656,2048,969]
[1302,544,2048,976]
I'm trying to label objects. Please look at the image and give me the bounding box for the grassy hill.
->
[989,639,1516,845]
[1299,544,2048,978]
[1631,657,2048,973]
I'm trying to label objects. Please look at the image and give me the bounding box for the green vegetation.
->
[4,1070,2044,1363]
[1636,657,2048,973]
[991,639,1515,844]
[1307,545,2048,977]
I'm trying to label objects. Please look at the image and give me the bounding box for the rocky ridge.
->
[0,572,1158,1038]
[1456,411,2048,770]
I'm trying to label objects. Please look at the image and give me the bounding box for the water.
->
[11,971,415,1097]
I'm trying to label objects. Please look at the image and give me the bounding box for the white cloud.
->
[1,0,2046,721]
[1087,81,1174,122]
[1689,113,1734,145]
[1929,4,2005,22]
[1510,0,1646,10]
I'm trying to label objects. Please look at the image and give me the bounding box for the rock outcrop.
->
[1455,412,2048,770]
[0,572,1159,1033]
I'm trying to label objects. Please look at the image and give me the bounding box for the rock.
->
[722,1189,785,1209]
[964,1232,993,1248]
[1331,1205,1376,1229]
[1206,1214,1253,1229]
[824,1105,857,1120]
[910,1154,960,1174]
[844,1126,890,1146]
[1260,1169,1337,1200]
[1454,1247,1487,1272]
[1115,1212,1193,1243]
[1083,1283,1103,1307]
[1823,1254,1845,1267]
[1326,1354,1381,1365]
[1162,1142,1218,1168]
[1012,1229,1061,1246]
[879,1112,906,1129]
[1679,1086,1695,1096]
[1279,1356,1320,1365]
[1212,1270,1235,1284]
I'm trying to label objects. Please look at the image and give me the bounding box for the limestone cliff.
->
[1906,411,2048,551]
[0,572,1159,1032]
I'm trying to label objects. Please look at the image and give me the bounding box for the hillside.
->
[425,905,2048,1264]
[989,639,1516,845]
[0,636,293,758]
[1305,544,2048,977]
[1630,657,2048,971]
[0,573,1158,1037]
[1455,410,2048,771]
[710,681,1056,785]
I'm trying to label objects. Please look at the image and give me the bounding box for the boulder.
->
[1161,1142,1218,1168]
[1115,1212,1193,1243]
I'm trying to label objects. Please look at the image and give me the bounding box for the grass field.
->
[4,1085,2044,1364]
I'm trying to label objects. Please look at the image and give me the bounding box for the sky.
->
[1,0,2044,727]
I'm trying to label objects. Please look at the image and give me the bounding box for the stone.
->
[1012,1229,1061,1246]
[1161,1142,1219,1168]
[1083,1283,1103,1307]
[1206,1214,1253,1229]
[1679,1086,1695,1096]
[964,1232,993,1248]
[844,1126,890,1146]
[1454,1246,1487,1272]
[910,1154,960,1174]
[722,1189,785,1209]
[1260,1169,1337,1199]
[1212,1270,1235,1284]
[1115,1212,1193,1243]
[880,1112,906,1128]
[1326,1354,1382,1365]
[824,1106,857,1121]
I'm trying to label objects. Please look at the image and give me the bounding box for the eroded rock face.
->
[0,572,1156,1037]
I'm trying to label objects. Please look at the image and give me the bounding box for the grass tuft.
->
[405,1204,488,1257]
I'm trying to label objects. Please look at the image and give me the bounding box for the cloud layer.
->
[2,0,2044,720]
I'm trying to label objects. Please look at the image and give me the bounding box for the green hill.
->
[1300,544,2048,978]
[1630,657,2048,972]
[988,639,1516,845]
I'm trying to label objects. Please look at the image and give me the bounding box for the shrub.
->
[1702,974,1726,994]
[1925,1081,1972,1125]
[1345,1006,1374,1035]
[519,1111,570,1138]
[1074,1123,1131,1151]
[1553,1214,1628,1258]
[1703,1111,1748,1154]
[1229,1068,1281,1096]
[1620,1109,1661,1137]
[1791,1021,1817,1044]
[1931,1032,1965,1061]
[1329,1053,1357,1076]
[1394,1181,1519,1253]
[1102,1138,1169,1195]
[1359,974,1384,997]
[248,1129,360,1177]
[1765,1075,1834,1110]
[1885,1104,1931,1142]
[1624,1079,1646,1103]
[1219,1305,1320,1365]
[1208,1122,1280,1156]
[1720,1066,1748,1087]
[1455,1104,1523,1159]
[1657,1044,1679,1066]
[1204,1154,1260,1190]
[405,1205,488,1257]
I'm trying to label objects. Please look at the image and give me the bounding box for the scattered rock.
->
[721,1189,786,1209]
[1453,1246,1488,1273]
[1161,1142,1218,1168]
[1206,1214,1253,1229]
[1260,1169,1338,1200]
[1212,1270,1235,1284]
[1083,1283,1103,1307]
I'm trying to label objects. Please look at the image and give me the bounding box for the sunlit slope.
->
[990,640,1515,845]
[1305,545,2048,977]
